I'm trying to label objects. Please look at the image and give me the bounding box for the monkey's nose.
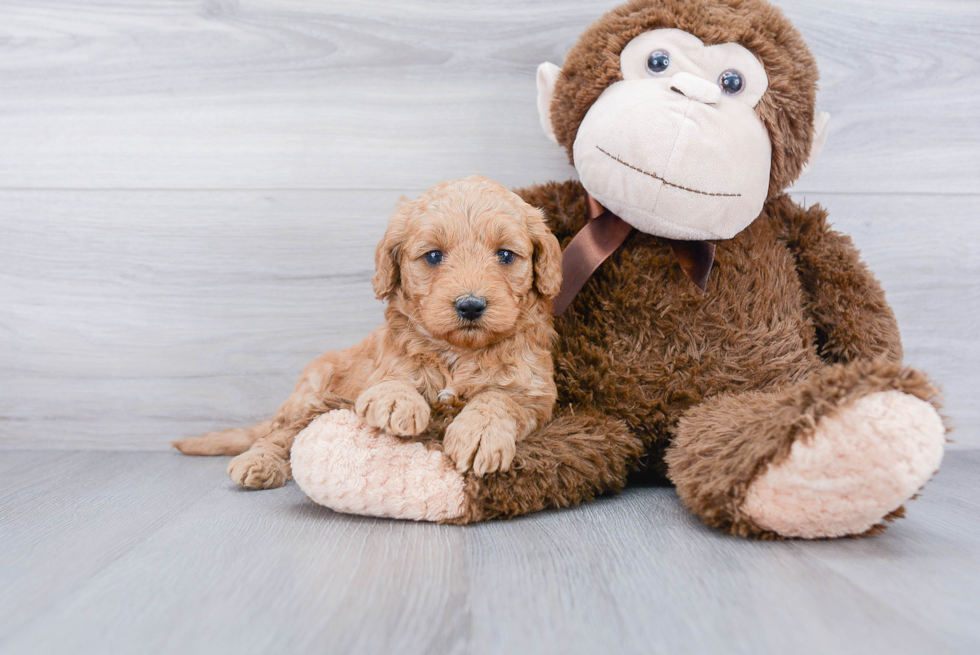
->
[669,72,721,105]
[455,295,488,322]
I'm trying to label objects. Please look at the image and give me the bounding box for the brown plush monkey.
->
[289,0,948,538]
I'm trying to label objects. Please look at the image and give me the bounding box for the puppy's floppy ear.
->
[372,200,411,300]
[525,205,562,299]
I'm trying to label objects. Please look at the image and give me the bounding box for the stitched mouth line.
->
[596,146,741,198]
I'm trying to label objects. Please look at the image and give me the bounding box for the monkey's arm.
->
[771,194,903,363]
[514,180,591,244]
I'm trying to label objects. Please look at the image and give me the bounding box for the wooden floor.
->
[0,449,977,654]
[1,0,978,450]
[1,1,978,652]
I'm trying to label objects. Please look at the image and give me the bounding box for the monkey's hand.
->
[355,381,430,437]
[444,401,519,476]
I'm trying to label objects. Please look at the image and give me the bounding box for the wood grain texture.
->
[0,2,975,446]
[0,2,976,652]
[0,190,392,448]
[0,190,980,448]
[0,450,977,654]
[0,451,228,644]
[1,190,976,448]
[0,0,976,192]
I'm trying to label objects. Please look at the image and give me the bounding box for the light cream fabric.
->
[743,391,945,538]
[669,72,721,105]
[620,29,769,106]
[573,78,772,240]
[537,62,561,147]
[796,110,831,182]
[291,410,467,522]
[536,29,830,240]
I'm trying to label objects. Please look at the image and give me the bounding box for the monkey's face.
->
[571,29,772,240]
[538,11,829,242]
[539,1,827,241]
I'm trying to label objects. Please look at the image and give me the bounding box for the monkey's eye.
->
[646,50,670,75]
[424,250,444,266]
[496,249,516,265]
[719,70,745,95]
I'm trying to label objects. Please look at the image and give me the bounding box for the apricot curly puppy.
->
[174,176,562,489]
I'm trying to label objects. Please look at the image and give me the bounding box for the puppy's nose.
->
[455,295,488,322]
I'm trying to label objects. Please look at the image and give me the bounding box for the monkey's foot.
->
[742,391,945,538]
[291,410,467,521]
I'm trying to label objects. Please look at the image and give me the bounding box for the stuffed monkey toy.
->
[288,0,948,538]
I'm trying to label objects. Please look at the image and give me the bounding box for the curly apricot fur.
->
[175,176,561,487]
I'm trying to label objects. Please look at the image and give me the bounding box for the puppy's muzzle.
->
[455,295,487,322]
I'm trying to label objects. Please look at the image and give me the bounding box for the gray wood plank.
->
[795,451,980,652]
[808,192,980,442]
[0,451,228,643]
[462,492,950,654]
[1,450,976,654]
[0,0,975,193]
[1,453,472,655]
[0,190,393,448]
[1,189,975,448]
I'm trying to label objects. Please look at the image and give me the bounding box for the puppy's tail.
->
[173,419,273,456]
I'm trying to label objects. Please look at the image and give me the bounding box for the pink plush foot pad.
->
[291,410,467,521]
[742,391,945,538]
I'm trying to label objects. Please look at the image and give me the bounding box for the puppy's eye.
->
[496,249,516,265]
[424,250,444,266]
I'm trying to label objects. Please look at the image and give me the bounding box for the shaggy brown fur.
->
[174,176,562,488]
[183,0,944,538]
[450,179,924,532]
[666,360,942,538]
[428,0,943,534]
[458,407,645,523]
[383,401,646,523]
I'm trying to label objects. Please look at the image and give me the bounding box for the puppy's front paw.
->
[355,381,430,437]
[228,450,290,489]
[444,408,518,476]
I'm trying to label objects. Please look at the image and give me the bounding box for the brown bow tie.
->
[551,195,716,316]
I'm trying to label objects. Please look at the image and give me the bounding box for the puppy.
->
[174,176,563,489]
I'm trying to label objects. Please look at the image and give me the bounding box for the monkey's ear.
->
[372,201,410,300]
[526,205,563,299]
[795,111,831,182]
[536,62,561,146]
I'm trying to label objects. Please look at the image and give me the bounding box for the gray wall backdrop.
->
[1,0,977,450]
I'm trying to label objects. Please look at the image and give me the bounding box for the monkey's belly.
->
[553,228,822,449]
